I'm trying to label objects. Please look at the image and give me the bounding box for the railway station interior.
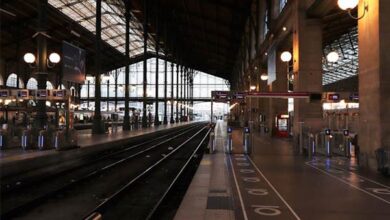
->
[0,0,389,219]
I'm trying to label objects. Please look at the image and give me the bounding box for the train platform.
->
[176,120,390,220]
[0,122,194,177]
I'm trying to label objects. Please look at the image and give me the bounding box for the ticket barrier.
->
[302,132,316,159]
[243,127,251,155]
[324,129,332,157]
[226,127,233,154]
[21,129,32,150]
[315,129,352,158]
[208,131,215,153]
[54,129,78,150]
[37,129,52,150]
[0,130,8,150]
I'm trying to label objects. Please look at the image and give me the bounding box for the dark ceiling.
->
[129,0,253,80]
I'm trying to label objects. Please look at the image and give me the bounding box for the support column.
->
[142,0,148,128]
[114,69,118,112]
[163,55,168,124]
[269,52,288,134]
[358,0,390,170]
[292,0,323,149]
[170,62,175,123]
[123,7,131,130]
[184,67,187,119]
[35,0,48,129]
[258,67,270,134]
[154,55,159,125]
[175,63,179,122]
[180,65,183,121]
[92,0,104,134]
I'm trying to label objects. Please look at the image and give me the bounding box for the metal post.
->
[106,79,109,112]
[211,98,213,123]
[183,68,188,118]
[154,56,159,125]
[142,0,148,128]
[123,6,131,130]
[87,80,90,108]
[115,69,118,112]
[92,0,103,134]
[170,62,174,123]
[180,65,183,121]
[175,63,179,122]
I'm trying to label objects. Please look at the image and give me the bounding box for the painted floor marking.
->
[229,156,249,220]
[248,157,301,220]
[308,159,390,189]
[306,162,390,205]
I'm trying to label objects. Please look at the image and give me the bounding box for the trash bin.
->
[375,148,390,175]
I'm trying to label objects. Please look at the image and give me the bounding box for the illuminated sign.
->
[52,90,66,97]
[227,127,232,133]
[343,129,349,136]
[0,90,9,97]
[327,94,340,101]
[325,129,331,136]
[349,93,359,102]
[36,90,49,100]
[244,127,250,133]
[17,90,29,98]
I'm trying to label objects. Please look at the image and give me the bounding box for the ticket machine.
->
[275,114,289,137]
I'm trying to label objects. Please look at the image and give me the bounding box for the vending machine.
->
[275,114,289,137]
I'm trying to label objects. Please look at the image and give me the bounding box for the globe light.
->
[280,51,292,62]
[337,0,359,10]
[23,53,36,64]
[260,73,268,81]
[326,51,340,63]
[49,52,61,63]
[250,85,256,91]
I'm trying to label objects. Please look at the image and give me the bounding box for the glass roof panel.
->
[322,27,358,85]
[48,0,157,58]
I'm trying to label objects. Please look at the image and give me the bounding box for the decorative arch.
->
[6,73,24,88]
[46,81,54,89]
[26,77,38,89]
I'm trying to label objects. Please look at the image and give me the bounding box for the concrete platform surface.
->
[0,122,194,177]
[176,120,390,220]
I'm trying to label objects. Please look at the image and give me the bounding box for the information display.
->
[62,41,86,84]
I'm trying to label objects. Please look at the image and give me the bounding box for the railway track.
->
[1,123,209,219]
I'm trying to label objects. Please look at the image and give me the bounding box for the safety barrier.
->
[0,129,8,150]
[21,129,32,150]
[302,129,352,158]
